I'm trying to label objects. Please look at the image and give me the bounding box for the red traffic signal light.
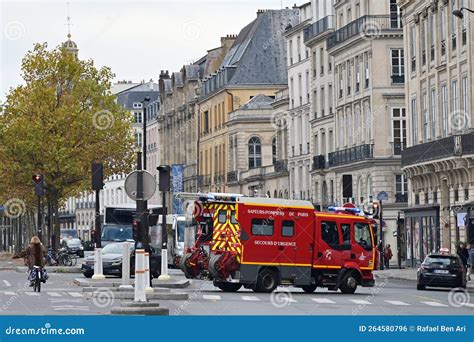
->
[32,174,44,196]
[132,219,141,241]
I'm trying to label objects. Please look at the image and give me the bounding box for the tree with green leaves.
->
[0,43,135,248]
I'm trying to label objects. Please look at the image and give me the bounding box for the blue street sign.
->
[377,191,389,201]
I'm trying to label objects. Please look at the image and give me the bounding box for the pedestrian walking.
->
[383,244,393,269]
[457,242,470,281]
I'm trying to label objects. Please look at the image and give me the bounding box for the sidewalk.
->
[374,268,474,289]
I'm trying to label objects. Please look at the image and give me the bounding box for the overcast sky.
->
[1,0,298,101]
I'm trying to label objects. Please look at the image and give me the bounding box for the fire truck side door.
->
[315,220,346,269]
[352,221,375,270]
[277,219,297,279]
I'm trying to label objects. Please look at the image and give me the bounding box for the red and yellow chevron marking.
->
[210,203,242,261]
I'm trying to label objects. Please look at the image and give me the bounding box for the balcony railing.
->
[395,193,408,203]
[197,174,211,187]
[227,171,238,183]
[313,155,326,170]
[327,15,402,50]
[328,144,374,168]
[303,15,334,43]
[402,133,474,167]
[214,173,226,185]
[392,141,405,156]
[273,159,288,173]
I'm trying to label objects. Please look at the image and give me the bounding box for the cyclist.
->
[22,236,48,286]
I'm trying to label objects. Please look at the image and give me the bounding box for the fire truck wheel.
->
[339,271,358,294]
[255,268,279,293]
[213,281,242,292]
[180,253,196,279]
[302,284,317,293]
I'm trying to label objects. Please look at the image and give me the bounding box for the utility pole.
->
[91,163,104,248]
[379,200,384,270]
[157,165,171,280]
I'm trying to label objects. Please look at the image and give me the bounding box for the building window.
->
[461,0,467,45]
[355,56,360,92]
[297,35,301,62]
[203,110,209,134]
[320,87,325,116]
[410,26,416,73]
[451,79,458,134]
[134,132,142,148]
[421,19,427,66]
[422,92,429,142]
[441,84,448,137]
[364,52,370,88]
[390,0,402,29]
[134,112,142,123]
[248,137,262,169]
[450,0,457,50]
[132,102,142,109]
[392,108,406,155]
[430,88,437,139]
[320,47,324,75]
[391,49,405,84]
[272,137,277,164]
[429,14,435,62]
[411,98,418,144]
[339,66,343,98]
[312,51,317,77]
[347,61,352,95]
[395,174,408,202]
[461,76,469,133]
[440,5,446,57]
[289,39,293,65]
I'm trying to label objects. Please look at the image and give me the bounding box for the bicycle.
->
[32,266,43,292]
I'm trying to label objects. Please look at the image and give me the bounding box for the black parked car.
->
[81,242,161,278]
[65,238,84,258]
[417,253,467,290]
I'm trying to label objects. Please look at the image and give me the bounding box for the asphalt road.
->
[0,270,473,315]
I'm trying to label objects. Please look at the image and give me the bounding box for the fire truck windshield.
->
[354,222,373,250]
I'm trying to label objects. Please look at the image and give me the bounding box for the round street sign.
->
[124,170,156,201]
[377,191,389,201]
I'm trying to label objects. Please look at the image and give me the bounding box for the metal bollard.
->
[144,252,153,293]
[119,242,132,290]
[92,248,105,280]
[134,249,146,302]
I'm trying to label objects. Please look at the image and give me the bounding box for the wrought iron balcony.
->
[227,171,238,183]
[402,133,474,167]
[312,155,326,170]
[303,15,334,43]
[214,173,226,185]
[273,159,288,173]
[327,15,402,50]
[197,174,211,186]
[328,144,374,168]
[395,193,408,203]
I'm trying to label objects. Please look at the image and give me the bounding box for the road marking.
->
[68,292,83,298]
[421,301,448,307]
[47,292,62,297]
[203,295,221,301]
[385,300,410,306]
[241,296,260,301]
[350,299,373,305]
[3,291,16,296]
[3,280,11,287]
[25,292,39,296]
[52,305,89,311]
[463,303,474,308]
[312,298,336,304]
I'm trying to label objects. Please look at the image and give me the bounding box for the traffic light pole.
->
[379,200,384,270]
[37,195,42,242]
[94,190,101,248]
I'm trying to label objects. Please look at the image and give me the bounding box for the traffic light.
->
[32,174,44,196]
[157,165,171,192]
[132,219,142,242]
[372,201,381,219]
[91,229,97,243]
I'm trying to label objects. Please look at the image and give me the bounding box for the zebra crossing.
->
[0,290,85,299]
[193,293,470,308]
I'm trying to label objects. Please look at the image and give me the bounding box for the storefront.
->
[404,205,440,267]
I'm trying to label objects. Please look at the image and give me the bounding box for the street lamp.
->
[453,7,474,19]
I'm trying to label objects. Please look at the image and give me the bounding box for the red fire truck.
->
[180,194,377,294]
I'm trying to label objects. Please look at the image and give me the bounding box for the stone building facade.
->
[398,0,474,265]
